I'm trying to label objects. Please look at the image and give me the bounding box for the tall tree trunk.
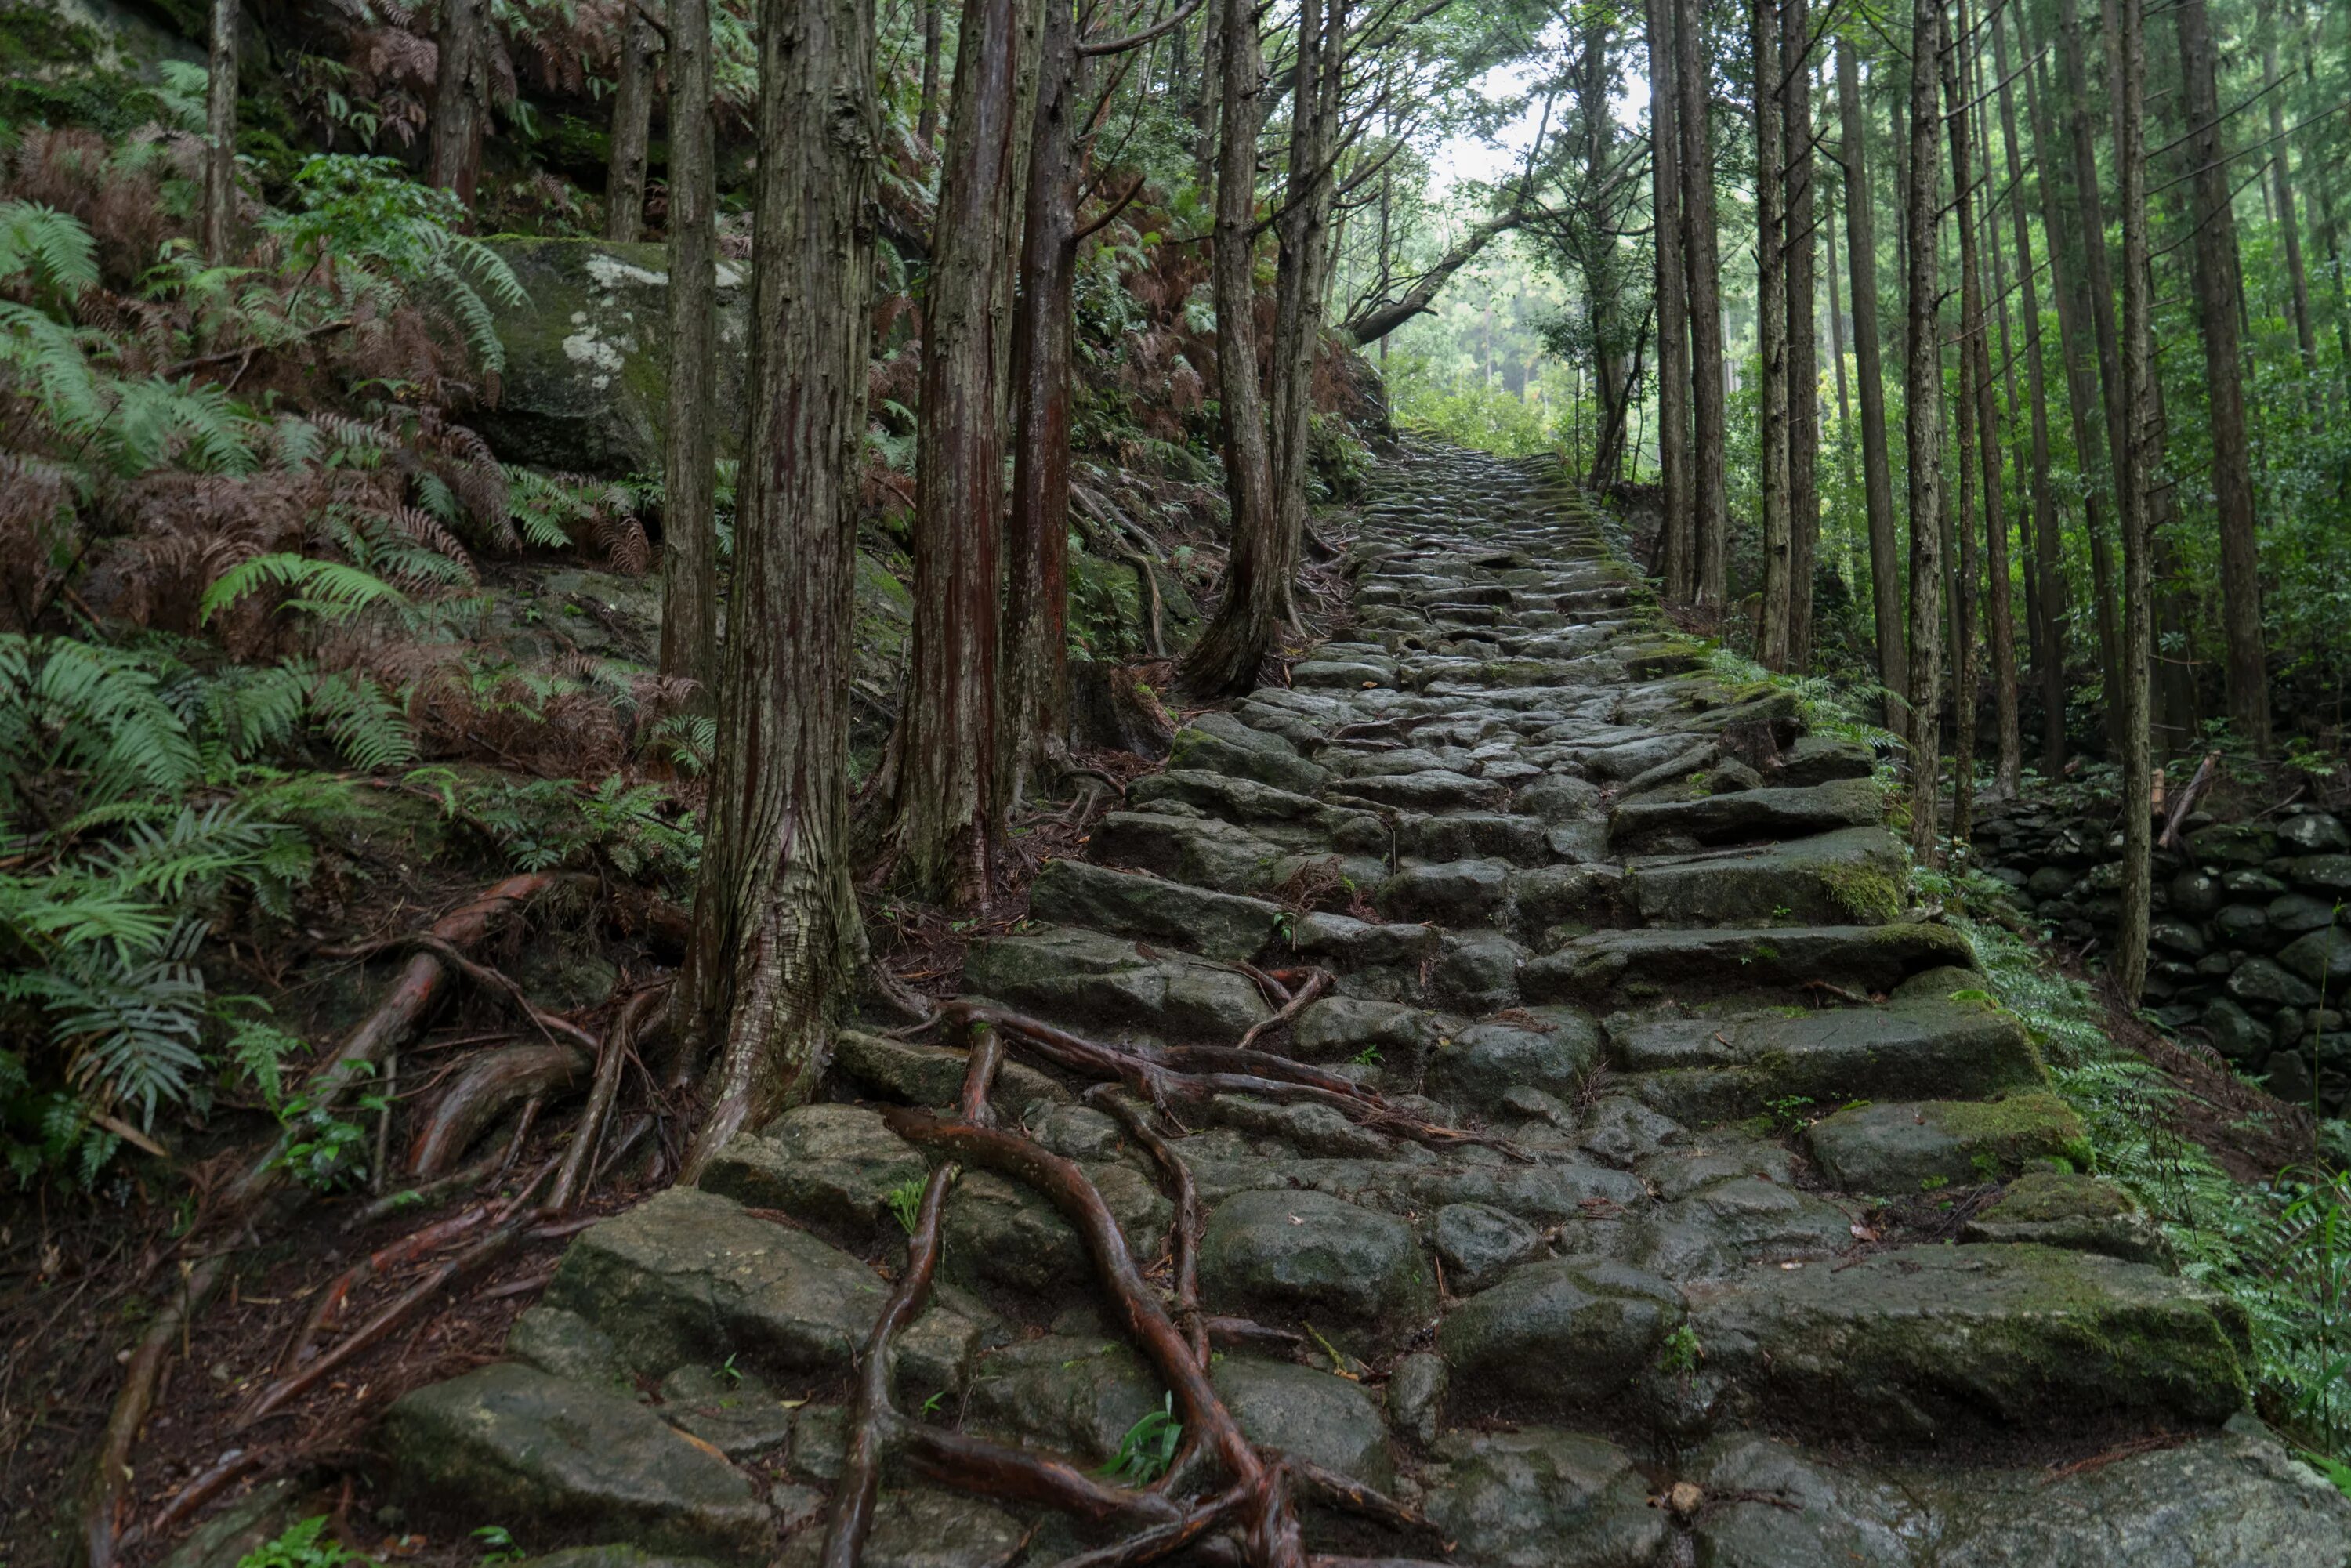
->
[1266,0,1343,633]
[1002,0,1078,808]
[2260,0,2317,381]
[2105,0,2154,1004]
[918,0,944,147]
[1754,0,1790,666]
[1825,185,1849,426]
[1679,0,1730,607]
[1181,0,1281,695]
[1996,2,2069,772]
[1943,2,1982,848]
[1904,0,1947,866]
[878,0,1028,906]
[658,0,719,690]
[1193,0,1223,196]
[1965,24,2020,799]
[2027,31,2121,748]
[429,0,490,207]
[604,18,657,243]
[676,0,877,1177]
[1648,0,1693,601]
[2177,0,2270,751]
[2059,0,2130,739]
[202,0,237,262]
[1838,35,1904,721]
[1785,25,1820,666]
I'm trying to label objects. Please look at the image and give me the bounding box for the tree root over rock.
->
[810,1014,1447,1568]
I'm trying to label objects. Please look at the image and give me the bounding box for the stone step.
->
[962,924,1271,1042]
[1684,1243,2248,1441]
[1607,994,2045,1124]
[1623,826,1909,926]
[1609,777,1884,852]
[1523,922,1981,1006]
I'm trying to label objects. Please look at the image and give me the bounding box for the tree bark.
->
[1996,2,2069,773]
[1680,0,1729,607]
[2027,30,2121,749]
[604,17,657,243]
[2176,0,2269,751]
[676,0,877,1178]
[1962,19,2018,801]
[2260,0,2317,382]
[658,0,719,690]
[876,0,1029,906]
[1266,0,1343,633]
[1943,1,1981,849]
[1904,0,1947,866]
[1754,0,1791,667]
[1181,0,1282,697]
[1647,0,1693,601]
[202,0,237,262]
[918,0,944,147]
[429,0,491,208]
[1002,0,1079,808]
[2058,0,2128,745]
[2105,0,2154,1003]
[1837,34,1904,720]
[1785,24,1820,666]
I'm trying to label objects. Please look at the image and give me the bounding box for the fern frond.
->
[200,554,411,624]
[0,201,99,298]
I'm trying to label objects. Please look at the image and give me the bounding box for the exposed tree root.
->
[549,985,671,1212]
[925,999,1516,1158]
[215,872,563,1220]
[1232,967,1332,1052]
[237,1164,561,1429]
[408,1041,592,1176]
[885,1108,1299,1566]
[1086,1086,1204,1363]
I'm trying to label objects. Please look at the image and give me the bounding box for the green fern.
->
[200,554,411,625]
[0,200,99,299]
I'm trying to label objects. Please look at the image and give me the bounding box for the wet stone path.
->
[378,444,2351,1566]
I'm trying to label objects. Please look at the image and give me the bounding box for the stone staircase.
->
[373,442,2351,1566]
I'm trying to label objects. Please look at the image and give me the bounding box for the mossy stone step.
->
[1523,922,1980,1006]
[960,925,1271,1041]
[1610,996,2043,1125]
[1625,826,1910,927]
[1805,1094,2092,1195]
[1685,1243,2248,1440]
[1025,857,1285,965]
[1609,777,1885,851]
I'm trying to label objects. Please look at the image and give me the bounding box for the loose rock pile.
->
[372,444,2351,1566]
[1974,799,2351,1108]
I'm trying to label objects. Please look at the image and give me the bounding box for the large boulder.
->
[477,240,749,475]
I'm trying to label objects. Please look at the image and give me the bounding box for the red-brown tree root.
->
[215,872,564,1219]
[408,1041,592,1177]
[822,1161,957,1568]
[926,1000,1516,1158]
[549,985,671,1213]
[882,1109,1300,1567]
